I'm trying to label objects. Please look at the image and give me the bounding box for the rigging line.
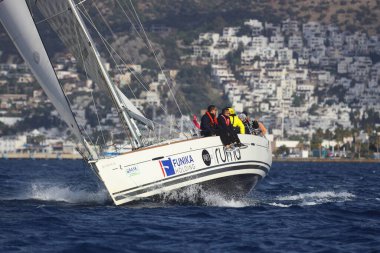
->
[83,32,167,125]
[80,124,96,149]
[164,75,194,115]
[76,0,90,6]
[91,0,117,39]
[120,0,141,30]
[97,38,142,115]
[77,6,190,138]
[95,53,181,139]
[119,3,193,117]
[116,0,195,117]
[128,0,184,117]
[72,30,142,149]
[73,21,107,147]
[34,0,89,25]
[28,1,93,159]
[77,5,150,130]
[121,0,193,118]
[78,6,137,103]
[78,5,148,93]
[87,0,151,91]
[35,8,68,25]
[79,3,140,103]
[91,91,107,145]
[79,3,151,98]
[114,0,150,50]
[70,4,135,148]
[66,68,97,149]
[77,6,170,116]
[91,0,156,100]
[71,4,137,148]
[62,89,96,152]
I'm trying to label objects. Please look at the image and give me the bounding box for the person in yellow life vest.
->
[227,107,245,134]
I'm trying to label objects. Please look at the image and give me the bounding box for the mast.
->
[0,0,97,159]
[66,0,143,149]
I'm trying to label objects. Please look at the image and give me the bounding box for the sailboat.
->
[0,0,272,205]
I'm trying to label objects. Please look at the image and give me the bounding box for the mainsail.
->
[35,0,154,148]
[0,0,96,159]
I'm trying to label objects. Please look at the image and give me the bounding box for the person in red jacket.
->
[200,105,218,137]
[217,107,247,151]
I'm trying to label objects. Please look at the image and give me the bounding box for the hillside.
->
[2,1,380,52]
[104,0,380,35]
[2,0,380,60]
[1,0,380,114]
[1,0,380,143]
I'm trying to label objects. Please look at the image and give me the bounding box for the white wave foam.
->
[268,202,291,208]
[271,191,355,207]
[203,194,253,208]
[24,183,110,204]
[159,184,254,208]
[276,191,355,201]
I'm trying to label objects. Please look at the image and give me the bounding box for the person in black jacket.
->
[217,107,247,150]
[200,105,218,137]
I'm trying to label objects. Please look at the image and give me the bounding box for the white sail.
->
[115,86,154,130]
[35,0,152,131]
[0,0,96,159]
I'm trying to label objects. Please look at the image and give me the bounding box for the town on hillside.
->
[0,18,379,159]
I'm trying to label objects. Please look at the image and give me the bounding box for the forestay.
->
[0,0,95,159]
[35,0,153,131]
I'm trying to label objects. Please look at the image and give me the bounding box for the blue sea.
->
[0,160,379,253]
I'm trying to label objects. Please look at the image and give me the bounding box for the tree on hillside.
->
[311,128,324,150]
[276,145,290,157]
[176,65,225,113]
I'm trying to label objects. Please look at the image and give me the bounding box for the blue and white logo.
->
[160,158,176,177]
[159,155,195,177]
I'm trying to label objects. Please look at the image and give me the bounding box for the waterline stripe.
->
[112,160,269,196]
[113,162,268,198]
[114,165,264,200]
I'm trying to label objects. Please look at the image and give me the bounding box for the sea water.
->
[0,160,379,252]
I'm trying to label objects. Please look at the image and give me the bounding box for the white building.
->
[0,135,27,153]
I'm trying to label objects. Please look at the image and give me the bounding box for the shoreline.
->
[1,152,82,160]
[273,158,379,163]
[1,152,378,163]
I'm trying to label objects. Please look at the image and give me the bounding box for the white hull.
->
[92,135,272,205]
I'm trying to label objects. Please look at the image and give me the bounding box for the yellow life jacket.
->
[228,108,245,134]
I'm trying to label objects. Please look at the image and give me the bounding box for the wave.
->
[2,181,356,208]
[142,187,356,209]
[6,183,110,205]
[268,191,355,207]
[158,184,255,208]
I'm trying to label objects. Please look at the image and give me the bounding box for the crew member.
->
[238,113,253,134]
[228,107,245,134]
[217,107,247,150]
[200,105,218,137]
[252,119,267,136]
[258,120,267,136]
